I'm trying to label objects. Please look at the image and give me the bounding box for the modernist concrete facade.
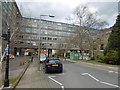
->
[118,1,120,14]
[1,1,111,56]
[1,1,22,56]
[0,1,2,58]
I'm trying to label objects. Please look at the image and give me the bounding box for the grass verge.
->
[0,80,2,87]
[80,60,119,67]
[0,76,20,87]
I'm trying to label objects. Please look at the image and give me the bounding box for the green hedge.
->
[104,50,119,64]
[95,53,104,63]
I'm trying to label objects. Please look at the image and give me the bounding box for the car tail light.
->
[46,63,51,67]
[59,64,62,67]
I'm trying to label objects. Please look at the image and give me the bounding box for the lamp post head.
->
[40,15,55,18]
[49,15,55,18]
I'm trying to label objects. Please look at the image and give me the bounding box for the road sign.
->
[5,48,8,53]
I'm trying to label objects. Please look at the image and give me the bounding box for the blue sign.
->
[5,48,8,53]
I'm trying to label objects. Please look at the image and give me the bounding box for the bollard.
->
[19,60,25,66]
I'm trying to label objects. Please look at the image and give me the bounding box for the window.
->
[48,37,52,40]
[43,37,46,40]
[100,44,104,50]
[53,38,57,40]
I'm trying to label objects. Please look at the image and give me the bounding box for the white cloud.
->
[15,0,119,28]
[89,7,98,13]
[15,0,120,2]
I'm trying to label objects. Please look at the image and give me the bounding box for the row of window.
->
[18,29,76,37]
[16,33,74,42]
[14,40,79,48]
[17,19,78,32]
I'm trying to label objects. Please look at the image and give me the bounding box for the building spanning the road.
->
[1,1,111,56]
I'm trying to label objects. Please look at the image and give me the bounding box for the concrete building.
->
[0,1,2,58]
[2,1,22,56]
[118,1,120,14]
[1,1,111,57]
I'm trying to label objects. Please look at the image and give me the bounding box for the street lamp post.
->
[4,27,10,87]
[38,15,54,71]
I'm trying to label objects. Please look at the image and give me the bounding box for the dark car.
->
[44,58,63,73]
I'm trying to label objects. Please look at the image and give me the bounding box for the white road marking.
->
[108,71,118,74]
[115,72,118,74]
[61,85,64,90]
[108,71,114,73]
[82,73,99,82]
[100,81,119,88]
[0,85,4,90]
[48,76,63,86]
[82,73,120,88]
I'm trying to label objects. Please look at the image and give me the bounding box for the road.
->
[1,56,30,81]
[44,60,119,88]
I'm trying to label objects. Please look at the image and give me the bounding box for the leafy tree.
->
[95,53,104,63]
[104,14,120,64]
[67,4,108,60]
[104,50,119,64]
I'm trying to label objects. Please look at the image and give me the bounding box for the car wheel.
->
[59,69,63,73]
[45,68,49,73]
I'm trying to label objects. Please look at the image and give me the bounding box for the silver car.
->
[40,54,46,63]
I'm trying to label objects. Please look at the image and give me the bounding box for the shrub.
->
[95,53,104,63]
[104,50,119,64]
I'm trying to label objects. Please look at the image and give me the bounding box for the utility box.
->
[70,52,79,60]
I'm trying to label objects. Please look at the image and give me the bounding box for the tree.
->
[67,4,108,60]
[104,14,120,64]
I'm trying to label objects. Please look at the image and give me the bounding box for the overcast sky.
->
[15,0,119,28]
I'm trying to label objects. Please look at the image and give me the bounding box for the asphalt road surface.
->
[44,60,119,88]
[1,56,30,79]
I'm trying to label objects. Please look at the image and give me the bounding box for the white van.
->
[40,54,46,63]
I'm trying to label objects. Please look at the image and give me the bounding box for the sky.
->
[15,0,119,28]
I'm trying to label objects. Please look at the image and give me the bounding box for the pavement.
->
[15,57,50,88]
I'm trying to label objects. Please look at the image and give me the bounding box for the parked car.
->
[40,54,46,63]
[44,58,63,73]
[3,54,15,61]
[9,54,15,59]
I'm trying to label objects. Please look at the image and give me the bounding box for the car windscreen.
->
[40,54,46,58]
[49,59,61,64]
[40,56,46,58]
